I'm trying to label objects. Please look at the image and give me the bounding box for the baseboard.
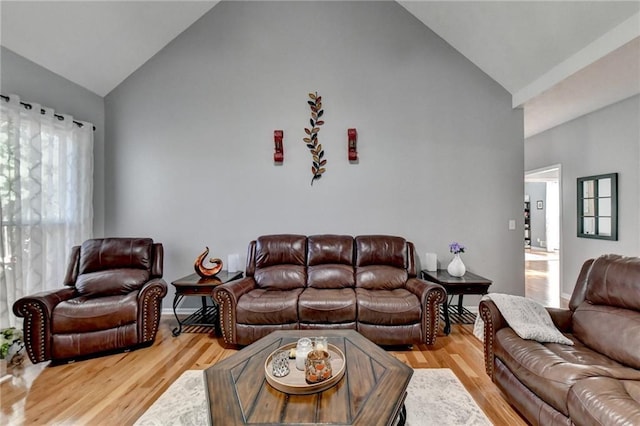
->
[162,308,198,316]
[162,306,482,317]
[163,306,482,317]
[465,306,479,314]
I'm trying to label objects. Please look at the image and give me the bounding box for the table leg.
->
[457,294,464,315]
[443,295,451,335]
[201,296,208,320]
[398,404,407,426]
[172,294,185,337]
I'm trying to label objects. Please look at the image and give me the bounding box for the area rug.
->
[135,368,491,426]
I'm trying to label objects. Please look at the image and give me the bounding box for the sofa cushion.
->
[307,235,353,266]
[495,328,640,416]
[298,288,356,323]
[255,234,306,268]
[572,255,640,370]
[568,377,640,426]
[52,292,138,334]
[306,235,354,289]
[254,265,306,290]
[79,238,153,273]
[573,303,640,370]
[236,288,302,324]
[356,288,421,325]
[75,269,150,297]
[254,235,307,290]
[585,254,640,311]
[356,265,407,290]
[308,265,354,289]
[355,235,406,268]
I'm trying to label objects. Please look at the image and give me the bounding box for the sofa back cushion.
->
[355,236,408,290]
[307,235,354,289]
[75,238,153,297]
[572,255,640,369]
[76,269,150,297]
[254,234,307,290]
[79,238,153,274]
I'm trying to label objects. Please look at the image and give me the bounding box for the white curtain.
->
[0,95,93,328]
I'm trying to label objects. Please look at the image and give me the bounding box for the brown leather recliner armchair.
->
[13,237,168,364]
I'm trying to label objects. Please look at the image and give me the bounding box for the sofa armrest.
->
[406,278,446,345]
[12,287,77,363]
[213,277,257,345]
[137,278,168,343]
[478,299,509,380]
[546,307,573,333]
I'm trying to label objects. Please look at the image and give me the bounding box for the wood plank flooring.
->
[525,248,568,309]
[0,317,527,426]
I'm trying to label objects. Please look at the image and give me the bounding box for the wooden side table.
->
[171,271,242,336]
[420,269,492,335]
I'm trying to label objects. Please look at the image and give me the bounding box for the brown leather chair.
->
[13,237,168,364]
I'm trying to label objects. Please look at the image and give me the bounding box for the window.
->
[577,173,618,240]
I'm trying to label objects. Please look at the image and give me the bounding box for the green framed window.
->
[577,173,618,240]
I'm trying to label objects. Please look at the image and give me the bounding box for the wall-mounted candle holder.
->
[348,128,358,162]
[274,130,284,163]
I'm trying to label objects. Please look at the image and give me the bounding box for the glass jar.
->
[305,349,332,384]
[295,338,312,371]
[313,336,328,352]
[271,350,290,378]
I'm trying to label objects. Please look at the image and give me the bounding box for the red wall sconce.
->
[274,130,284,163]
[348,128,358,162]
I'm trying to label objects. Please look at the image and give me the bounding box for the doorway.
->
[524,165,563,308]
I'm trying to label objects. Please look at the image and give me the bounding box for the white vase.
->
[447,253,466,277]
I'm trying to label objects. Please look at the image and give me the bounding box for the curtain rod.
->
[0,94,96,131]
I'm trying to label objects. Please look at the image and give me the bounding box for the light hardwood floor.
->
[525,248,568,309]
[1,318,527,426]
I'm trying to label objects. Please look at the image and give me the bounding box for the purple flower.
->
[449,242,465,254]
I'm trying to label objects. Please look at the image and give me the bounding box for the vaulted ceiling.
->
[1,1,639,137]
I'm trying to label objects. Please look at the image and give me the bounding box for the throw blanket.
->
[473,293,573,345]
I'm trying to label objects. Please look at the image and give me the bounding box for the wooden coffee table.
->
[204,330,413,425]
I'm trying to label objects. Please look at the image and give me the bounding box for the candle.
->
[425,253,437,272]
[295,338,312,371]
[314,336,328,352]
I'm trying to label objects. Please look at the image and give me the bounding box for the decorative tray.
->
[264,342,346,395]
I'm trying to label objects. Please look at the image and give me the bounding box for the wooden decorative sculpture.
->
[303,92,326,185]
[194,247,223,278]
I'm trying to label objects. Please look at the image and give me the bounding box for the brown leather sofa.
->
[13,237,168,363]
[479,254,640,425]
[213,234,446,346]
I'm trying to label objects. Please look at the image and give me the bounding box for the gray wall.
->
[0,46,106,237]
[104,1,525,309]
[525,182,547,248]
[526,95,640,298]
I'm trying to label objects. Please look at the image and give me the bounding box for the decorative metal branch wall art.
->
[304,92,326,185]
